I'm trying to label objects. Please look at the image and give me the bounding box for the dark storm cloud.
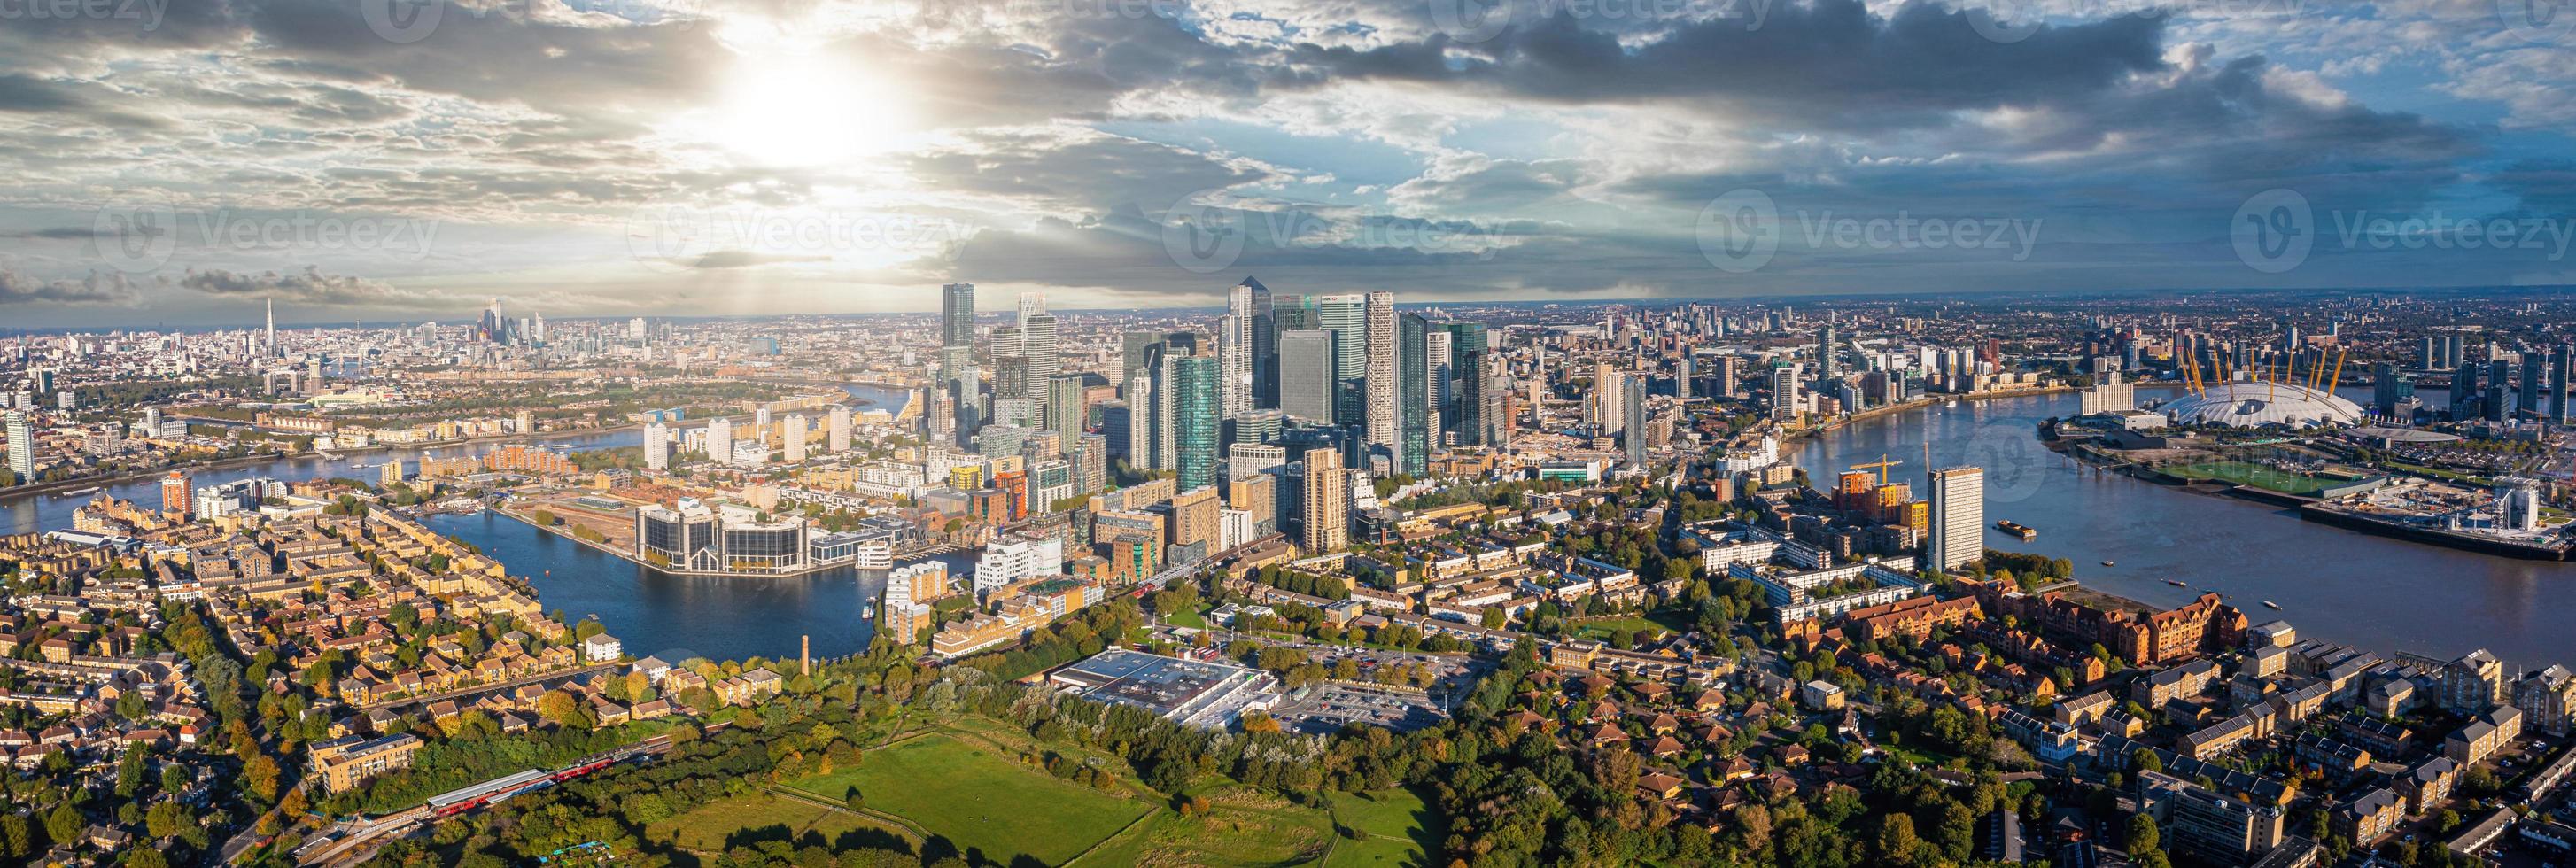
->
[181,266,444,306]
[0,269,141,304]
[1282,0,2167,131]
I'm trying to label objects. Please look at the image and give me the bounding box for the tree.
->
[44,802,82,849]
[1875,813,1921,867]
[145,802,188,840]
[2127,813,2161,853]
[244,754,282,802]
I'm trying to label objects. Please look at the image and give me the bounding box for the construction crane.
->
[1851,456,1903,487]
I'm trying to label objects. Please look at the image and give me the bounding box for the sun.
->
[710,51,912,167]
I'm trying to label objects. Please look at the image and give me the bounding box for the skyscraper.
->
[1315,294,1366,423]
[159,470,190,516]
[3,410,27,481]
[2553,346,2571,425]
[1245,277,1276,409]
[783,413,807,462]
[2523,349,2548,417]
[941,283,976,348]
[1047,373,1087,457]
[1279,329,1336,424]
[1770,363,1802,422]
[1593,363,1626,435]
[1363,291,1397,459]
[1817,322,1838,380]
[645,421,671,470]
[1927,466,1985,571]
[1397,314,1430,478]
[1173,356,1222,492]
[1222,282,1253,417]
[265,297,276,358]
[828,405,851,453]
[1623,374,1646,467]
[1444,323,1488,446]
[1020,296,1059,415]
[1299,446,1347,553]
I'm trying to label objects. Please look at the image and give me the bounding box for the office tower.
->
[2454,361,2483,420]
[1817,322,1838,380]
[1245,277,1275,409]
[1299,446,1347,553]
[159,471,190,516]
[1125,370,1157,469]
[1230,408,1284,448]
[1022,310,1059,411]
[1444,323,1489,446]
[1315,294,1367,422]
[629,317,647,342]
[2369,363,2412,417]
[1623,374,1646,467]
[2555,346,2572,425]
[1222,282,1253,417]
[1047,373,1086,456]
[1927,466,1985,571]
[1396,314,1430,478]
[708,416,734,464]
[4,410,27,480]
[1424,329,1454,436]
[1077,432,1107,494]
[783,413,807,462]
[2487,359,2511,422]
[645,421,671,470]
[1152,352,1184,472]
[1676,353,1694,400]
[1593,363,1626,435]
[828,405,851,453]
[1770,363,1801,422]
[1363,291,1397,457]
[265,297,276,357]
[942,283,975,348]
[1229,442,1288,482]
[1175,355,1221,489]
[2524,350,2549,417]
[1280,329,1336,424]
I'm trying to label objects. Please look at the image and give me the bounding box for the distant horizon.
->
[18,283,2576,334]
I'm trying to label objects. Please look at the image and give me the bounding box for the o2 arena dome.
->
[2160,382,2366,429]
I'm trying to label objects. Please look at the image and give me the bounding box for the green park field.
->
[790,732,1153,866]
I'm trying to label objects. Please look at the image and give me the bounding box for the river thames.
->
[7,385,2569,670]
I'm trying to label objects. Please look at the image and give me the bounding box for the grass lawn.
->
[1160,606,1209,630]
[648,793,902,856]
[1324,787,1443,868]
[1571,616,1675,644]
[2161,461,2332,495]
[1073,785,1333,867]
[789,732,1152,866]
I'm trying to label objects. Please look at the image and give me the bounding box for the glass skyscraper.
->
[1397,314,1430,477]
[1173,355,1222,492]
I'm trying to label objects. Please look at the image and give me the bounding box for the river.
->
[12,383,2569,670]
[0,384,955,664]
[1789,389,2574,671]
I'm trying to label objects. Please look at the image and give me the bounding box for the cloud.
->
[687,251,829,268]
[0,269,140,305]
[180,266,446,307]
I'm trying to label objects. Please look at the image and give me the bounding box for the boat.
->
[2263,601,2281,609]
[55,486,102,498]
[2165,579,2187,587]
[1996,520,2037,541]
[2100,561,2115,567]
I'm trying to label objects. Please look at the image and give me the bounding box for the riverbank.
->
[2046,432,2575,562]
[488,500,865,580]
[0,422,645,504]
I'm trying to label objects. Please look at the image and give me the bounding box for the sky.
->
[0,0,2572,327]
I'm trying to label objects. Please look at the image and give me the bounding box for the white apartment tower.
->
[1927,466,1985,572]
